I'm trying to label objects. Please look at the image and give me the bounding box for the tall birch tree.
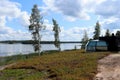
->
[52,19,61,51]
[29,4,44,55]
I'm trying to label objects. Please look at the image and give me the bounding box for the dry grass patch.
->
[1,50,110,80]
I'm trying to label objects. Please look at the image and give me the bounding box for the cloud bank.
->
[0,0,30,40]
[0,0,120,41]
[42,0,120,28]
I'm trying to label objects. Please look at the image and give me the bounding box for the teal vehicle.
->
[85,40,108,52]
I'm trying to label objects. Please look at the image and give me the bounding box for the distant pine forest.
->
[0,40,81,44]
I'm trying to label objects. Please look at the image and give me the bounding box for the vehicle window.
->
[88,41,96,46]
[97,41,107,46]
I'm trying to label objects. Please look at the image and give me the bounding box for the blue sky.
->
[0,0,120,41]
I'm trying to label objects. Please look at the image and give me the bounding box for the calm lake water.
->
[0,43,81,56]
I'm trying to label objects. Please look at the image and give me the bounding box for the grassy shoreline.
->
[0,50,111,80]
[0,50,60,66]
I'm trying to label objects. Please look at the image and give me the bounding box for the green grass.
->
[0,50,111,80]
[0,69,46,80]
[0,51,50,66]
[0,53,38,66]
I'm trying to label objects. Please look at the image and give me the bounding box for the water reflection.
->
[0,43,81,56]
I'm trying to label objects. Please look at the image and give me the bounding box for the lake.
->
[0,43,81,56]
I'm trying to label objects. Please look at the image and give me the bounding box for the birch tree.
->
[52,19,61,51]
[29,4,44,55]
[81,30,89,49]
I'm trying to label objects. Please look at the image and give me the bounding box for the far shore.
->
[0,40,82,44]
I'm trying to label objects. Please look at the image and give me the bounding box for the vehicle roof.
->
[89,40,105,42]
[90,40,103,41]
[90,40,99,41]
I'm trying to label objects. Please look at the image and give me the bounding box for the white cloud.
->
[0,16,6,26]
[38,19,94,41]
[93,0,120,33]
[19,12,30,27]
[0,0,30,25]
[39,0,120,40]
[1,0,120,41]
[42,0,120,28]
[0,0,21,18]
[89,2,120,38]
[42,0,90,21]
[0,0,30,40]
[60,26,95,41]
[94,0,120,18]
[0,31,31,41]
[41,0,109,21]
[39,19,54,41]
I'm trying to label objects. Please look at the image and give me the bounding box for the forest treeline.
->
[0,40,81,44]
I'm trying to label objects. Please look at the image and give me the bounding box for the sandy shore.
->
[94,54,120,80]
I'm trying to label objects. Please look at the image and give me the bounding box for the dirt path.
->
[0,63,16,71]
[94,54,120,80]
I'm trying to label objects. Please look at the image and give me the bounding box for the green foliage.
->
[0,69,45,80]
[52,18,61,51]
[0,50,110,80]
[29,4,45,55]
[0,53,39,66]
[93,21,101,40]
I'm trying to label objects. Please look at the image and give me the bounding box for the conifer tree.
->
[105,29,110,37]
[116,31,120,37]
[93,21,100,39]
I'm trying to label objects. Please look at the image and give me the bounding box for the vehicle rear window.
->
[88,41,96,46]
